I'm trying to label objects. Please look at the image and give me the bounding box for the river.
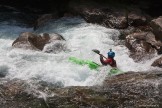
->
[0,17,160,87]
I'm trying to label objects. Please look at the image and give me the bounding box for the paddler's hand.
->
[100,54,103,59]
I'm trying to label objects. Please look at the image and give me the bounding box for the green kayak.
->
[68,57,100,70]
[68,57,123,75]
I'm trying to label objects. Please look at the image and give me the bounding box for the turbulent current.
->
[0,17,160,87]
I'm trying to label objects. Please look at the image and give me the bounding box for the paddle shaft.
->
[98,54,107,59]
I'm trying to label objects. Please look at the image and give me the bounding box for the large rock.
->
[68,0,149,29]
[150,16,162,41]
[101,71,162,107]
[125,32,158,61]
[45,71,162,108]
[12,32,65,51]
[68,0,127,29]
[1,71,162,108]
[128,9,148,26]
[0,79,47,108]
[151,56,162,67]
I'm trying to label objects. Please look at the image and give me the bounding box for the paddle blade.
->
[92,49,100,54]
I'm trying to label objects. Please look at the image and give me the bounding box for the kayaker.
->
[100,49,117,67]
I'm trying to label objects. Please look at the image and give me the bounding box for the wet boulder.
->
[45,71,162,108]
[150,16,162,41]
[69,0,128,29]
[125,32,158,61]
[100,71,162,108]
[12,32,65,51]
[128,9,148,27]
[151,56,162,67]
[0,79,47,108]
[68,0,149,29]
[1,71,162,107]
[42,33,67,53]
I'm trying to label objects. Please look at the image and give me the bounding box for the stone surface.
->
[125,32,157,61]
[1,71,162,108]
[0,79,47,108]
[152,56,162,68]
[150,16,162,41]
[12,32,65,51]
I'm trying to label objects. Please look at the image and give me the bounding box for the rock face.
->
[150,16,162,41]
[1,71,162,108]
[12,32,65,51]
[68,0,149,29]
[101,71,162,108]
[0,79,47,108]
[128,9,148,27]
[152,56,162,67]
[69,0,127,29]
[45,72,162,107]
[125,32,158,61]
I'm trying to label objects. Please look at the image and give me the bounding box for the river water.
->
[0,17,160,87]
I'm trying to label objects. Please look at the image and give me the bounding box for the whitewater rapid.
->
[0,17,160,87]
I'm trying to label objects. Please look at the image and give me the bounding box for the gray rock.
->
[69,0,128,29]
[150,16,162,41]
[1,71,162,108]
[45,71,162,108]
[152,56,162,67]
[0,79,48,108]
[12,32,65,51]
[125,32,157,61]
[68,0,149,29]
[128,9,147,26]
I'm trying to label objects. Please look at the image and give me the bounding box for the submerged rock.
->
[43,41,69,54]
[12,32,65,51]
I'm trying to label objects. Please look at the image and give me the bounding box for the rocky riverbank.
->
[0,71,162,108]
[1,0,162,107]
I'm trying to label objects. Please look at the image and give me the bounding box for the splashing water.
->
[0,17,160,87]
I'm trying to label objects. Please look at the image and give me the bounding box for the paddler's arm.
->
[100,54,107,65]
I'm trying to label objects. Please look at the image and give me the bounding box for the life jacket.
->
[109,58,117,67]
[100,57,117,67]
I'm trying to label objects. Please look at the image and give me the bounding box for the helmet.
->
[107,49,115,58]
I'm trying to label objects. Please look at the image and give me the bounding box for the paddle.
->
[92,49,107,59]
